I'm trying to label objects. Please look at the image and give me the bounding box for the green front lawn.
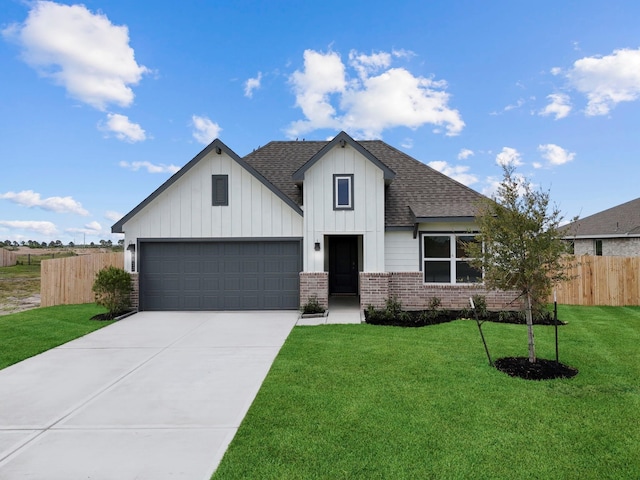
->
[0,304,112,370]
[213,305,640,479]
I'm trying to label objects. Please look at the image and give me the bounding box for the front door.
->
[329,236,358,295]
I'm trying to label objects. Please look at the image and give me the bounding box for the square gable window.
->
[334,174,354,210]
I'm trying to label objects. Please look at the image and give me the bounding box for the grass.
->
[212,305,640,480]
[0,303,112,370]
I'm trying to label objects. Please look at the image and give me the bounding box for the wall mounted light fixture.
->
[314,241,321,251]
[339,139,347,148]
[215,146,222,154]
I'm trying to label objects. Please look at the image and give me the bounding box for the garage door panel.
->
[140,240,300,311]
[184,260,201,274]
[184,276,200,290]
[242,277,259,291]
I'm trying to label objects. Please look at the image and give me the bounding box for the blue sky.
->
[1,0,639,244]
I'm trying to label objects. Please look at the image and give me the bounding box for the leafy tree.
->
[466,165,573,363]
[92,266,132,316]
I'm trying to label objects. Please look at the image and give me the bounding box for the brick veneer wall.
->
[300,272,329,310]
[130,273,139,310]
[360,272,521,311]
[574,238,640,256]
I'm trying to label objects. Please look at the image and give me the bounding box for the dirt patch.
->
[0,293,41,316]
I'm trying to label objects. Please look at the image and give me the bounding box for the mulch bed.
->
[494,357,579,380]
[90,310,133,321]
[364,309,564,327]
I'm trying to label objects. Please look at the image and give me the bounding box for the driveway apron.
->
[0,311,298,479]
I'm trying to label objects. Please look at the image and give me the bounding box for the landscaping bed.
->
[364,298,562,327]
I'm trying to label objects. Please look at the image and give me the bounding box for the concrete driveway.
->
[0,311,298,479]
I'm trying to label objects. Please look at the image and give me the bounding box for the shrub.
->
[383,296,403,320]
[472,294,488,318]
[301,296,325,315]
[92,266,132,316]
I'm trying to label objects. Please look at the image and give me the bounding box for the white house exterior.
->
[113,132,518,312]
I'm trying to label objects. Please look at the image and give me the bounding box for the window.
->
[212,175,228,206]
[595,239,603,256]
[422,234,482,284]
[333,174,354,210]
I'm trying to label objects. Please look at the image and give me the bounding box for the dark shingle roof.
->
[562,197,640,237]
[243,137,486,228]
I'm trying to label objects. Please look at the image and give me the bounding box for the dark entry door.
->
[329,236,358,295]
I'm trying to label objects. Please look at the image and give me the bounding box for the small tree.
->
[466,165,572,363]
[92,266,132,317]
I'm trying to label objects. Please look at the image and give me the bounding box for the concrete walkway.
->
[0,311,298,480]
[296,296,363,326]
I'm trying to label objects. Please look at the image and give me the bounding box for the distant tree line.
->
[2,239,124,249]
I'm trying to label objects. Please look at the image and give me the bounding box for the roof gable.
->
[291,131,395,182]
[112,139,302,234]
[562,197,640,237]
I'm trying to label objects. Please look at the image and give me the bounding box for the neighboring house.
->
[112,131,516,312]
[562,197,640,256]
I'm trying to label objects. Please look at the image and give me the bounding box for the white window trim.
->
[421,233,482,284]
[333,174,354,210]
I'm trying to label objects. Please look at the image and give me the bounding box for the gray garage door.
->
[139,240,301,311]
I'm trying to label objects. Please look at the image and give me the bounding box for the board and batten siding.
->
[303,145,385,272]
[385,230,419,272]
[122,151,303,247]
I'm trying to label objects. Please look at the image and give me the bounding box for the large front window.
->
[422,234,482,284]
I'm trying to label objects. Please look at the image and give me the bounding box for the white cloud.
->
[66,220,103,236]
[495,147,524,167]
[287,49,464,138]
[538,143,575,166]
[504,98,525,111]
[101,113,146,142]
[0,190,88,215]
[348,50,392,79]
[400,138,414,149]
[244,72,262,98]
[550,67,562,76]
[191,115,221,145]
[119,161,180,174]
[0,220,58,236]
[105,210,123,222]
[2,1,149,110]
[566,48,640,116]
[428,160,478,186]
[288,50,346,133]
[539,93,572,119]
[457,148,474,160]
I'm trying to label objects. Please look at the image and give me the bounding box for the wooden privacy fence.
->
[553,255,640,306]
[0,249,18,267]
[41,252,124,307]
